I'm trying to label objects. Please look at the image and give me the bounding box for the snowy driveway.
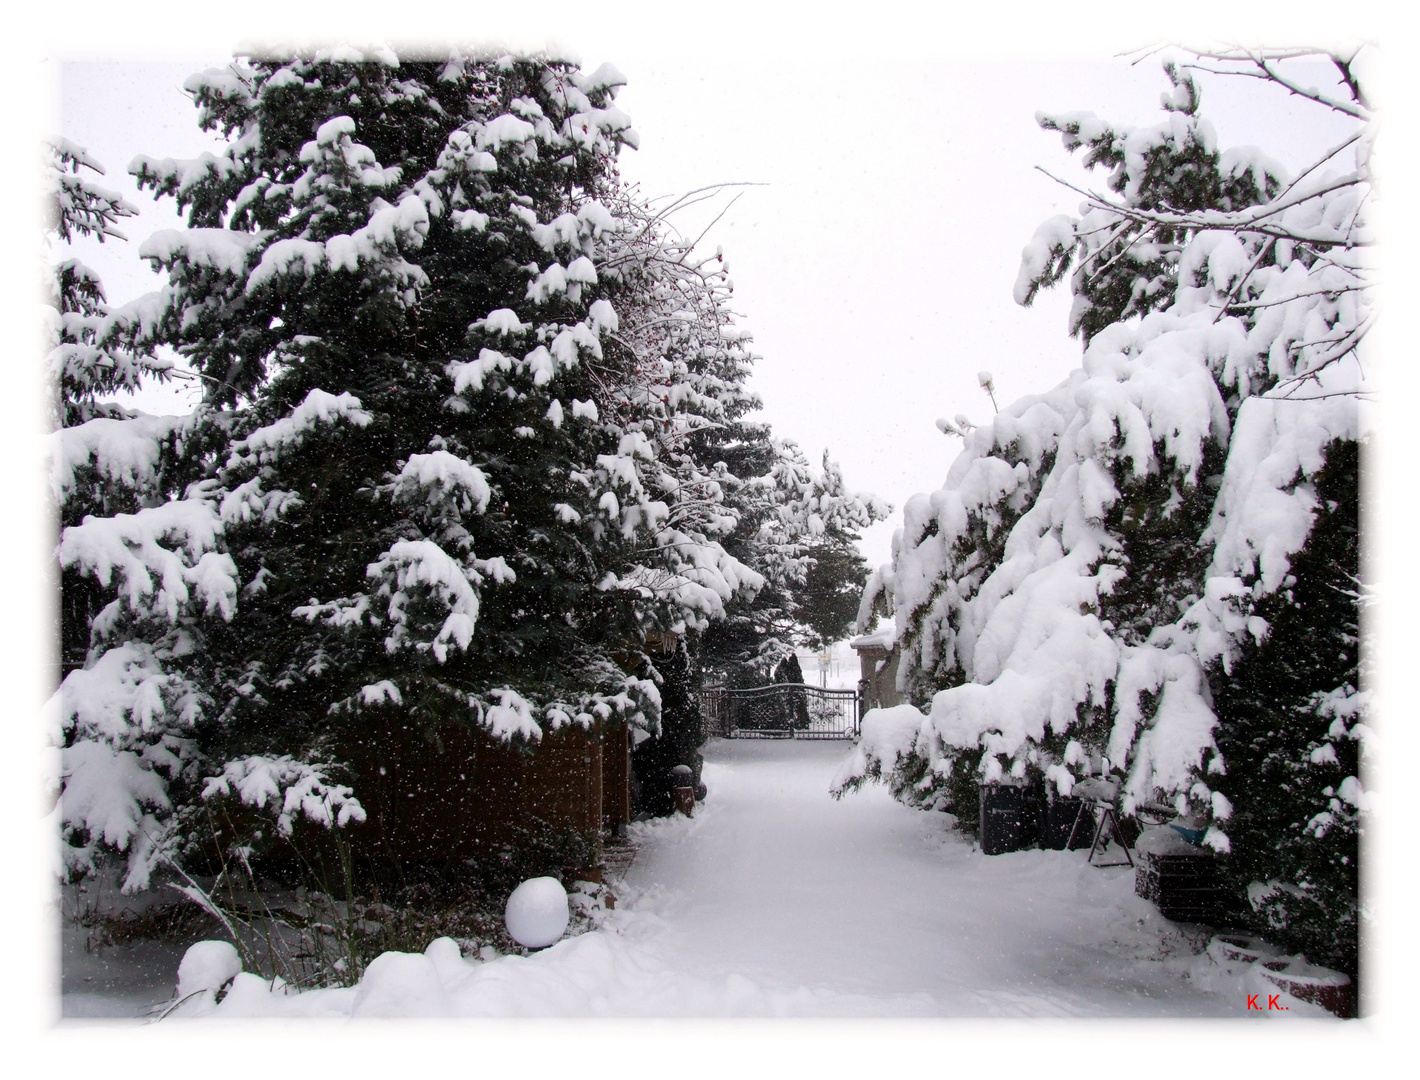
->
[185,737,1258,1018]
[583,738,1237,1017]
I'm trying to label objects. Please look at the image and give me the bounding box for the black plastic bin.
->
[979,783,1028,855]
[1021,784,1046,848]
[1042,795,1088,850]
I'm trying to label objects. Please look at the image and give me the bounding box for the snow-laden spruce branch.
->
[1034,166,1369,248]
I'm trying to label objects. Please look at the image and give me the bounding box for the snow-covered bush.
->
[837,50,1371,973]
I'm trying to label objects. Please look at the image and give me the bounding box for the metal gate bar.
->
[696,684,861,740]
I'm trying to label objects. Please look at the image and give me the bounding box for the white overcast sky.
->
[51,33,1369,572]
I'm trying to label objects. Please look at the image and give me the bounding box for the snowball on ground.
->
[505,877,570,948]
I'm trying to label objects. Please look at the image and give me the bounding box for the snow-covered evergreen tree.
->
[578,178,886,802]
[594,183,889,683]
[699,443,889,683]
[835,50,1371,972]
[795,523,874,649]
[1210,437,1364,974]
[46,137,230,889]
[51,47,885,892]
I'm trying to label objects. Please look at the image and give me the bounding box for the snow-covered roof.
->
[849,626,896,652]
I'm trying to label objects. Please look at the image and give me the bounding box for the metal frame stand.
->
[1067,798,1135,868]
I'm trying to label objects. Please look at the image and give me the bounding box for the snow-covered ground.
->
[70,737,1337,1021]
[62,923,193,1020]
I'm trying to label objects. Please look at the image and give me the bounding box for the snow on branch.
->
[50,413,191,503]
[389,451,492,516]
[47,139,138,243]
[60,496,238,623]
[61,739,172,851]
[202,755,366,836]
[227,388,372,468]
[367,539,483,662]
[1175,46,1374,119]
[55,641,192,745]
[243,194,431,295]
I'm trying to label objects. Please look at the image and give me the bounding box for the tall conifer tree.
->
[51,47,885,889]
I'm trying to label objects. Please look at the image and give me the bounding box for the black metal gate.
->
[697,684,861,740]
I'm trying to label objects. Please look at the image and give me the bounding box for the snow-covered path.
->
[180,737,1260,1018]
[591,739,1234,1017]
